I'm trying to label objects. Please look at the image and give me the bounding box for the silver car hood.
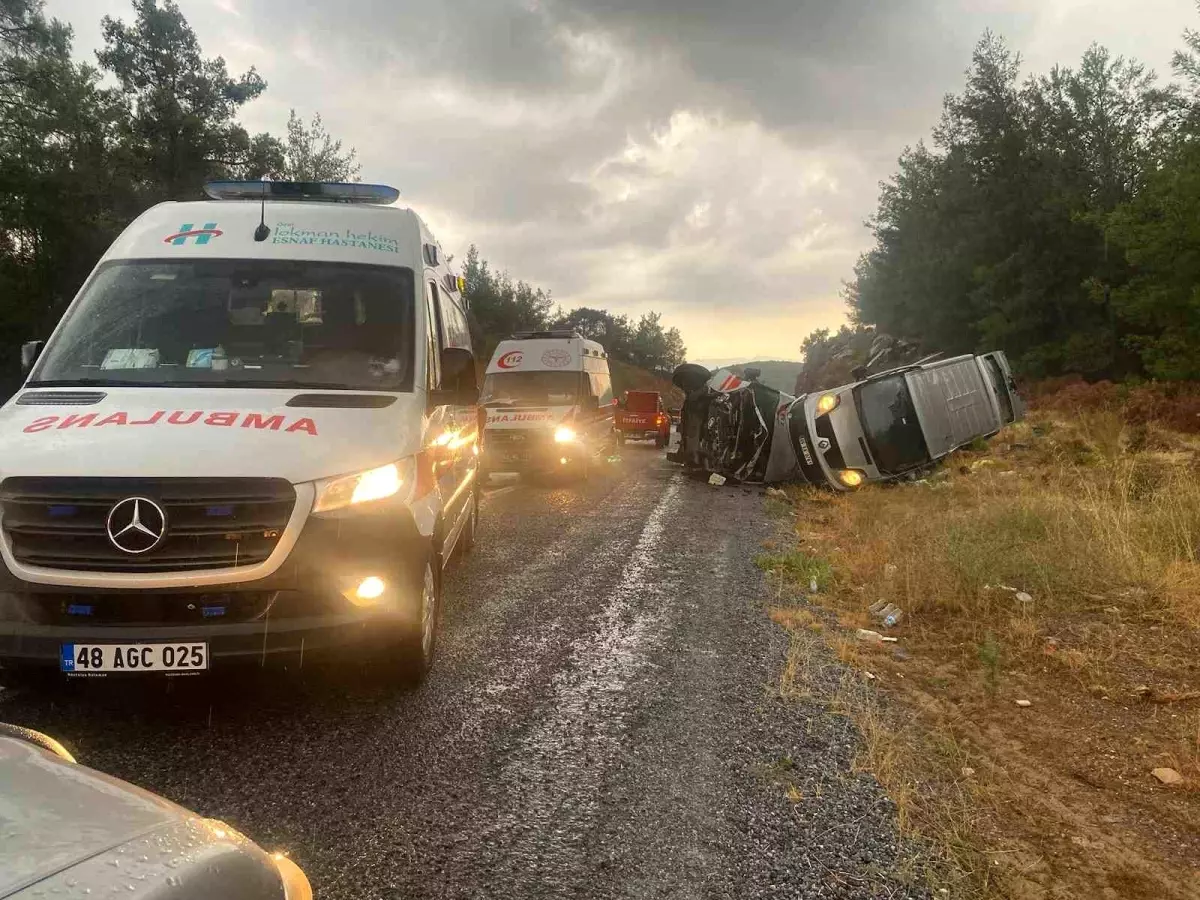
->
[0,736,283,899]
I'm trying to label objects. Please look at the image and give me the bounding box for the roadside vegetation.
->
[760,384,1200,899]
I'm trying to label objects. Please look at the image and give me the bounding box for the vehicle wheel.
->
[458,487,479,556]
[389,550,441,686]
[655,434,667,449]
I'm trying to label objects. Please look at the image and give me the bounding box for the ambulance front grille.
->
[0,477,295,573]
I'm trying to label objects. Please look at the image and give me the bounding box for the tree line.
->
[0,0,360,385]
[461,244,687,375]
[837,8,1200,382]
[0,0,685,395]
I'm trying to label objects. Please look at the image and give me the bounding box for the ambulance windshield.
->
[30,259,415,391]
[480,371,582,407]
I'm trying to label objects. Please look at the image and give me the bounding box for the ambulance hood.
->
[0,388,425,483]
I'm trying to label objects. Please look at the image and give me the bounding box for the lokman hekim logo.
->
[164,223,223,246]
[106,497,168,554]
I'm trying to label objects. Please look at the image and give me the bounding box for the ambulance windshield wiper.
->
[210,379,363,390]
[26,378,162,388]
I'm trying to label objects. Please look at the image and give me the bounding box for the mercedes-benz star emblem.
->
[106,497,168,555]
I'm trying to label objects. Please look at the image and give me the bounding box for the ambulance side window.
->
[425,281,443,389]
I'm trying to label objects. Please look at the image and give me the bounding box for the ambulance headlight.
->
[816,393,840,416]
[554,426,577,444]
[312,459,415,514]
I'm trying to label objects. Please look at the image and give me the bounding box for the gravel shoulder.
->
[0,449,926,899]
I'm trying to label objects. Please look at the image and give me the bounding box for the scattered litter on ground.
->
[809,577,818,593]
[707,473,726,486]
[1015,699,1033,708]
[961,767,976,778]
[1134,685,1200,704]
[856,629,899,644]
[1152,768,1184,786]
[1015,591,1033,605]
[869,600,904,627]
[765,487,789,501]
[891,646,911,661]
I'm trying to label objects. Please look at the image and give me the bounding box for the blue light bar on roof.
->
[203,181,400,204]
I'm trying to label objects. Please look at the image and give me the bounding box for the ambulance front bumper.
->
[0,501,431,668]
[483,430,583,472]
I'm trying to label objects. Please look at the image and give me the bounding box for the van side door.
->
[425,279,476,556]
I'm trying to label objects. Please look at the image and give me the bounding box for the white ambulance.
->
[481,331,616,479]
[0,181,482,685]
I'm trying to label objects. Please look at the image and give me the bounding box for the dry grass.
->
[768,406,1200,900]
[819,414,1200,634]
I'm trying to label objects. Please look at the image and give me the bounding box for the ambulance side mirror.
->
[429,347,479,407]
[20,340,44,374]
[582,394,600,410]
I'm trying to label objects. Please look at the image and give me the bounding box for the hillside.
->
[726,360,803,394]
[611,359,685,408]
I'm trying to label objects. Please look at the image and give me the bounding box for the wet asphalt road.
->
[0,448,925,899]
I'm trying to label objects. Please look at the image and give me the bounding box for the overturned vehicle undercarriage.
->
[667,350,1024,491]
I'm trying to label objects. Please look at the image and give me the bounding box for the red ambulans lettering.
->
[286,418,317,436]
[59,414,96,429]
[23,416,58,434]
[242,413,285,431]
[486,412,553,424]
[22,411,319,436]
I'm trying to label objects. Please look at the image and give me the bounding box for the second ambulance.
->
[481,331,616,479]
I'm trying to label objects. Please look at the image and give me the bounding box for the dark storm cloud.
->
[60,0,1188,358]
[550,0,980,134]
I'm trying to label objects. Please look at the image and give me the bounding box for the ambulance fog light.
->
[559,457,569,465]
[838,469,866,488]
[356,577,386,600]
[554,426,577,443]
[344,576,388,606]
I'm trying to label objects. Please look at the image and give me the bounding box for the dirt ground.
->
[764,402,1200,899]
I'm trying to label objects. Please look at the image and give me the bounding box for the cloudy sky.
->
[51,0,1197,363]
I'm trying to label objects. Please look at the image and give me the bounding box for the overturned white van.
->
[0,181,481,684]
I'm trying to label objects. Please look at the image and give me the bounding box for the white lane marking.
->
[490,477,684,844]
[481,485,516,499]
[451,473,667,739]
